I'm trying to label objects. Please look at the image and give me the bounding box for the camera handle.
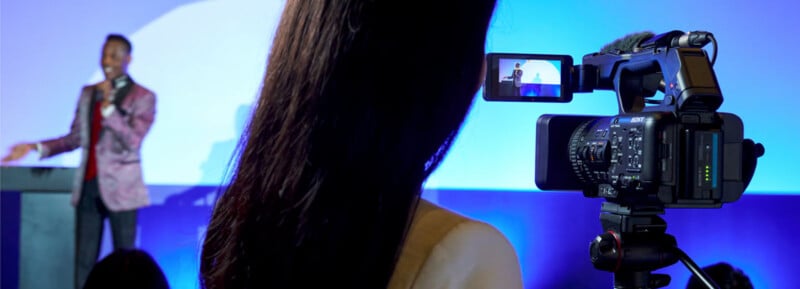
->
[589,202,720,289]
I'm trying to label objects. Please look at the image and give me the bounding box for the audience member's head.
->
[200,0,497,288]
[686,262,753,289]
[83,249,170,289]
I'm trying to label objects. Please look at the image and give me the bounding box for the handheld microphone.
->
[93,85,104,101]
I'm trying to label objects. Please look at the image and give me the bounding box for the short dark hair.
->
[106,34,132,54]
[83,249,170,289]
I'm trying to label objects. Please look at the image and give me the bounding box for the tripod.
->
[589,202,720,289]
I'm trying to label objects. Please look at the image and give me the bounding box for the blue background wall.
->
[2,0,799,288]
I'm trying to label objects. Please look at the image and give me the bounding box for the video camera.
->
[484,30,762,210]
[484,30,765,288]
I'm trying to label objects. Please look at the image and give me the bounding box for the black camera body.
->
[485,31,765,287]
[485,30,751,209]
[535,111,744,209]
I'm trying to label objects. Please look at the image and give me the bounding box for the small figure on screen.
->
[504,62,523,96]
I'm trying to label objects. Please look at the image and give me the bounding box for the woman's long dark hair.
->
[200,1,497,288]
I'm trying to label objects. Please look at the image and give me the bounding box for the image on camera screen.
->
[497,58,562,98]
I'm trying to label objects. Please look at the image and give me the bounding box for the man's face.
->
[100,40,131,80]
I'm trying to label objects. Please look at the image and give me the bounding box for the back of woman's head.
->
[201,1,497,288]
[83,249,170,289]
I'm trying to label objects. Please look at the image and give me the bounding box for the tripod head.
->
[589,202,720,289]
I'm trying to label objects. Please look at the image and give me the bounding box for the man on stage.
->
[2,34,157,289]
[504,62,524,96]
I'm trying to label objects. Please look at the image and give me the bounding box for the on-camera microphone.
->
[638,30,718,65]
[639,30,715,49]
[599,31,655,54]
[670,31,714,48]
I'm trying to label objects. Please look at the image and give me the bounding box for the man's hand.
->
[96,80,113,109]
[2,143,35,163]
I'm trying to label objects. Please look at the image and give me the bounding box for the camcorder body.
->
[484,30,756,209]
